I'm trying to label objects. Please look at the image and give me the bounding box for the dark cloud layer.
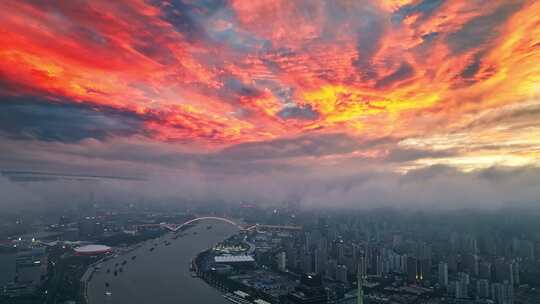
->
[375,62,415,88]
[0,95,146,142]
[393,0,445,24]
[447,2,523,54]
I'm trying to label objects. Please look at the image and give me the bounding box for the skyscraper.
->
[357,259,366,304]
[477,279,490,299]
[406,257,418,283]
[438,262,448,288]
[337,264,348,284]
[276,251,286,272]
[491,281,514,304]
[510,261,519,286]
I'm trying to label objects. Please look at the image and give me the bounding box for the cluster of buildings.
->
[196,213,540,304]
[0,239,48,298]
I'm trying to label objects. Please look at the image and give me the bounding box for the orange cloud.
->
[0,0,538,170]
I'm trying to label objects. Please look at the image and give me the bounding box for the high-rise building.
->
[301,252,313,274]
[438,262,448,288]
[458,272,470,285]
[326,259,337,279]
[455,272,469,299]
[336,264,348,284]
[495,259,515,285]
[357,261,366,304]
[479,261,492,279]
[392,234,403,248]
[464,254,479,276]
[477,279,490,299]
[286,246,298,270]
[400,254,408,273]
[357,255,367,278]
[510,261,519,286]
[318,217,328,237]
[352,244,359,271]
[406,257,418,283]
[464,236,478,254]
[314,248,326,275]
[455,280,468,299]
[491,281,514,304]
[448,253,458,273]
[375,254,383,277]
[304,232,312,252]
[276,251,286,272]
[336,240,345,264]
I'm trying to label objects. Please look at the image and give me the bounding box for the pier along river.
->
[86,220,238,304]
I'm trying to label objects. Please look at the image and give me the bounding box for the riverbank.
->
[84,221,238,304]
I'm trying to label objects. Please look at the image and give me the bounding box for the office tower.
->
[464,236,478,254]
[375,254,383,277]
[318,217,328,237]
[357,255,367,279]
[479,261,492,279]
[495,259,513,284]
[418,243,432,263]
[336,240,345,264]
[326,259,337,279]
[382,258,391,275]
[314,248,327,275]
[477,279,490,299]
[336,264,348,284]
[455,281,468,299]
[406,257,418,283]
[392,234,403,248]
[510,261,519,286]
[456,272,469,299]
[276,251,286,272]
[318,238,328,253]
[438,262,448,288]
[420,258,430,281]
[352,244,359,270]
[448,253,458,273]
[464,253,479,276]
[458,272,470,285]
[491,281,514,304]
[390,252,401,273]
[304,232,312,251]
[287,246,298,270]
[400,254,407,273]
[302,252,313,274]
[357,262,366,304]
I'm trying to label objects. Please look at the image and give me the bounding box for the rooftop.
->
[214,255,255,263]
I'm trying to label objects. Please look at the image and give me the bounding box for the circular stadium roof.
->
[74,244,112,255]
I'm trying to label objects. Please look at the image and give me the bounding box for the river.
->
[86,220,238,304]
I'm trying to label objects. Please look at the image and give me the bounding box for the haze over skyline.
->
[1,0,539,210]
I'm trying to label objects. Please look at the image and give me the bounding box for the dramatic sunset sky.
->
[1,0,539,209]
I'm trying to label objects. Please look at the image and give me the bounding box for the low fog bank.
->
[1,165,539,213]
